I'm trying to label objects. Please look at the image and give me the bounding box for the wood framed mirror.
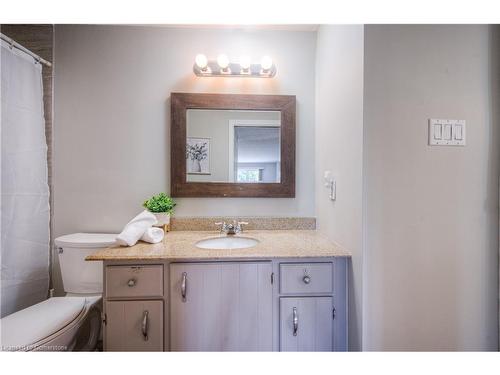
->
[171,93,295,197]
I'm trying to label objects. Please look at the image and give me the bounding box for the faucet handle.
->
[215,222,226,233]
[236,221,249,232]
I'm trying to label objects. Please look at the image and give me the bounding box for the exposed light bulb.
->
[261,56,273,71]
[195,54,208,69]
[217,54,229,69]
[240,56,251,70]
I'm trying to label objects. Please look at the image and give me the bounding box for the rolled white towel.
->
[141,227,165,244]
[116,210,157,247]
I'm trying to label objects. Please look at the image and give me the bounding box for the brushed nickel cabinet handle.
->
[181,272,187,302]
[293,307,298,336]
[127,278,137,287]
[142,310,149,341]
[302,275,311,284]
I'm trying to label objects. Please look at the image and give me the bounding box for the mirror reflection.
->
[186,109,281,183]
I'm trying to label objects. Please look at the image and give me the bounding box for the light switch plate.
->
[428,119,466,146]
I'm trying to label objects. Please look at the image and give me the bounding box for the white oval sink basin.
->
[195,236,259,250]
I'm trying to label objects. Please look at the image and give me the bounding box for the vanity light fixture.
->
[193,54,276,78]
[195,53,209,72]
[239,56,251,74]
[217,54,230,73]
[261,56,273,71]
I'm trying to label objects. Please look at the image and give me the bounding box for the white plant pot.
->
[152,212,171,227]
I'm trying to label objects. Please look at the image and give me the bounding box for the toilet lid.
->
[0,297,87,350]
[54,233,117,248]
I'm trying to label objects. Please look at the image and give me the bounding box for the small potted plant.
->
[143,193,176,228]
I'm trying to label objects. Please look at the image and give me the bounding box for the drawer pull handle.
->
[142,310,149,341]
[181,272,187,302]
[293,307,299,336]
[127,278,137,287]
[302,275,311,284]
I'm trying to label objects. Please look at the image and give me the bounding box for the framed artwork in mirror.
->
[186,137,210,175]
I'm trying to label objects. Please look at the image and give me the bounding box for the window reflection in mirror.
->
[186,109,281,183]
[234,126,280,183]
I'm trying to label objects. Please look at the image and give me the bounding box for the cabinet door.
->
[170,262,273,351]
[280,297,333,351]
[105,300,163,351]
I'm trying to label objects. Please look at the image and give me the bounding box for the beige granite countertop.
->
[86,230,351,261]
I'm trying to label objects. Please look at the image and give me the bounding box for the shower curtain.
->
[1,39,50,318]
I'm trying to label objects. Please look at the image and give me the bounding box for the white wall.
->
[315,25,365,350]
[53,25,316,238]
[53,24,500,350]
[363,25,499,350]
[53,25,316,295]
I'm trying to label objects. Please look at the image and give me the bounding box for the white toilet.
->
[0,233,117,351]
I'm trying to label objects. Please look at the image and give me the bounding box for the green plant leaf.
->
[142,192,176,213]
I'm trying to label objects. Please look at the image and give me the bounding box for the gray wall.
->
[53,25,316,294]
[315,25,365,350]
[53,25,316,237]
[363,25,499,350]
[53,25,500,350]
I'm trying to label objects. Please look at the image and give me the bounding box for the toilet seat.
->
[1,296,101,351]
[1,232,115,351]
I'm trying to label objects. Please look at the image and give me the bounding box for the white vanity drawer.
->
[106,265,163,298]
[280,263,333,294]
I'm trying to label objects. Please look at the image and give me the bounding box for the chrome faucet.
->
[215,220,248,235]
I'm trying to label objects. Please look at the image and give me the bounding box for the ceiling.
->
[137,24,319,32]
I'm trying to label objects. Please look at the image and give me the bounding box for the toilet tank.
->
[55,233,117,294]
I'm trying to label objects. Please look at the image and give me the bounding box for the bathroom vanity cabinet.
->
[105,300,164,351]
[103,265,165,351]
[170,262,273,351]
[101,257,348,352]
